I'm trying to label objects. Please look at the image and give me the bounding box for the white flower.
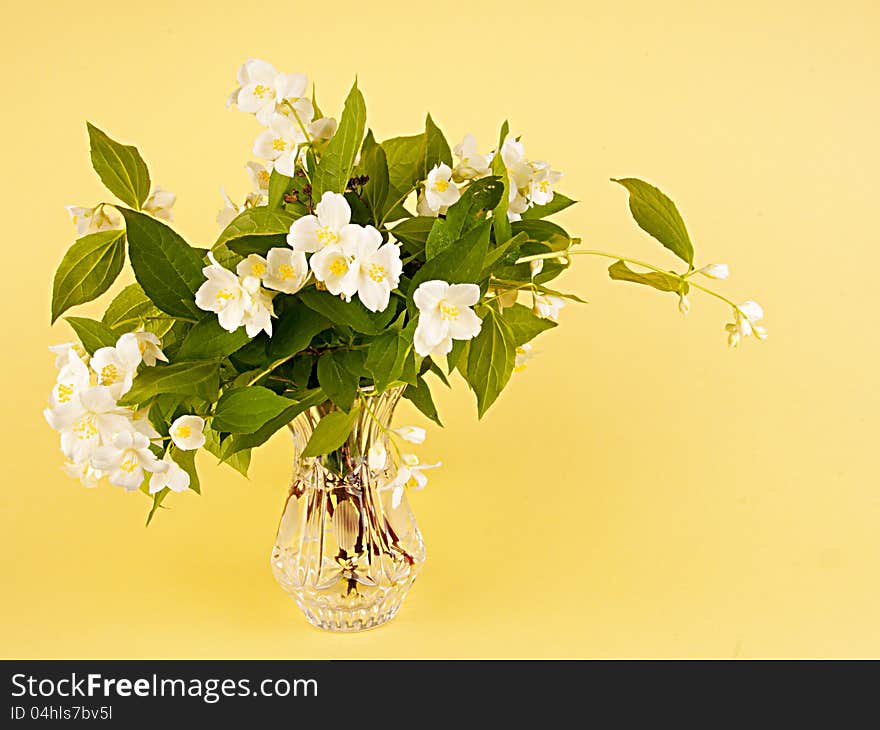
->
[216,188,243,228]
[308,117,338,141]
[90,430,167,491]
[233,59,311,125]
[726,300,768,347]
[65,204,121,236]
[382,454,441,509]
[246,161,272,196]
[393,426,426,444]
[195,253,249,332]
[452,134,492,181]
[309,243,359,301]
[420,163,461,216]
[143,187,176,222]
[413,280,482,357]
[287,192,360,254]
[169,415,206,451]
[262,248,309,294]
[240,275,276,337]
[236,253,269,280]
[44,385,132,464]
[90,334,143,399]
[368,442,387,470]
[126,330,167,367]
[350,226,403,312]
[534,294,565,322]
[514,343,534,372]
[501,136,532,218]
[149,452,191,494]
[49,342,88,369]
[63,460,104,488]
[49,348,91,410]
[678,293,691,315]
[528,162,563,207]
[698,263,730,280]
[530,259,544,277]
[253,113,307,177]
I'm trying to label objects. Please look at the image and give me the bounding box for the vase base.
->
[299,603,402,632]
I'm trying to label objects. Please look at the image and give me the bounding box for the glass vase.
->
[270,387,426,632]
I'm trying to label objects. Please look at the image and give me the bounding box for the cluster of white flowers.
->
[287,192,403,312]
[66,188,176,236]
[416,133,562,221]
[367,425,439,509]
[43,334,205,493]
[228,59,337,177]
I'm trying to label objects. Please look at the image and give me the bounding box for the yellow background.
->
[1,0,878,658]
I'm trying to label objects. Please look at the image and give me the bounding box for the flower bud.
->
[698,263,730,280]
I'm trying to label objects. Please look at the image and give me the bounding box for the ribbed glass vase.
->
[270,387,426,632]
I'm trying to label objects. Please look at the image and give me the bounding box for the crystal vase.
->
[270,387,426,632]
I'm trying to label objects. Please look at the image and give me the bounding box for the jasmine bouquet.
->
[45,59,766,630]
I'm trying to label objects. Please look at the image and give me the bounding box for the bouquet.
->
[45,59,766,629]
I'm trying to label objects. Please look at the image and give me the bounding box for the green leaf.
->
[268,301,330,359]
[365,329,410,392]
[480,231,529,279]
[147,394,183,435]
[360,130,389,225]
[390,216,435,254]
[607,260,687,294]
[213,386,301,433]
[423,114,452,178]
[171,446,200,494]
[220,389,325,456]
[500,303,557,346]
[311,81,366,200]
[381,133,426,221]
[87,123,151,209]
[146,488,169,526]
[447,340,469,374]
[176,316,250,361]
[213,206,297,257]
[267,169,291,209]
[425,176,504,260]
[301,405,361,458]
[64,316,118,354]
[317,352,359,411]
[511,219,571,252]
[491,120,513,245]
[407,220,490,308]
[51,229,126,322]
[612,178,694,265]
[403,377,441,426]
[203,426,251,476]
[120,208,204,318]
[102,283,158,333]
[465,309,516,418]
[298,288,395,335]
[119,361,219,406]
[521,193,576,219]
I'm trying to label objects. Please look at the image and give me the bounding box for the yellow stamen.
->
[99,364,119,385]
[251,262,267,277]
[258,170,270,187]
[278,264,296,280]
[215,289,234,302]
[56,383,75,403]
[272,138,287,152]
[253,84,274,100]
[175,425,192,440]
[368,263,386,283]
[329,258,348,276]
[433,179,449,193]
[317,227,339,247]
[440,303,460,321]
[120,457,138,474]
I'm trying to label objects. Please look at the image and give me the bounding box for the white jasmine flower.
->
[63,460,104,488]
[149,452,191,494]
[452,134,492,181]
[382,454,441,509]
[90,335,143,399]
[90,430,167,491]
[49,349,91,410]
[262,248,309,294]
[308,117,338,141]
[528,162,563,207]
[49,342,88,369]
[534,294,565,322]
[368,442,387,470]
[236,253,269,280]
[726,300,768,347]
[393,426,426,444]
[246,161,272,196]
[350,226,403,312]
[698,263,730,280]
[240,275,276,337]
[501,136,532,214]
[234,59,311,125]
[125,330,167,367]
[309,243,359,301]
[169,415,206,451]
[216,188,243,228]
[195,253,250,332]
[287,191,360,253]
[678,293,691,315]
[413,280,482,358]
[143,187,176,222]
[253,113,307,176]
[44,386,132,464]
[421,163,460,215]
[65,204,121,236]
[514,343,534,372]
